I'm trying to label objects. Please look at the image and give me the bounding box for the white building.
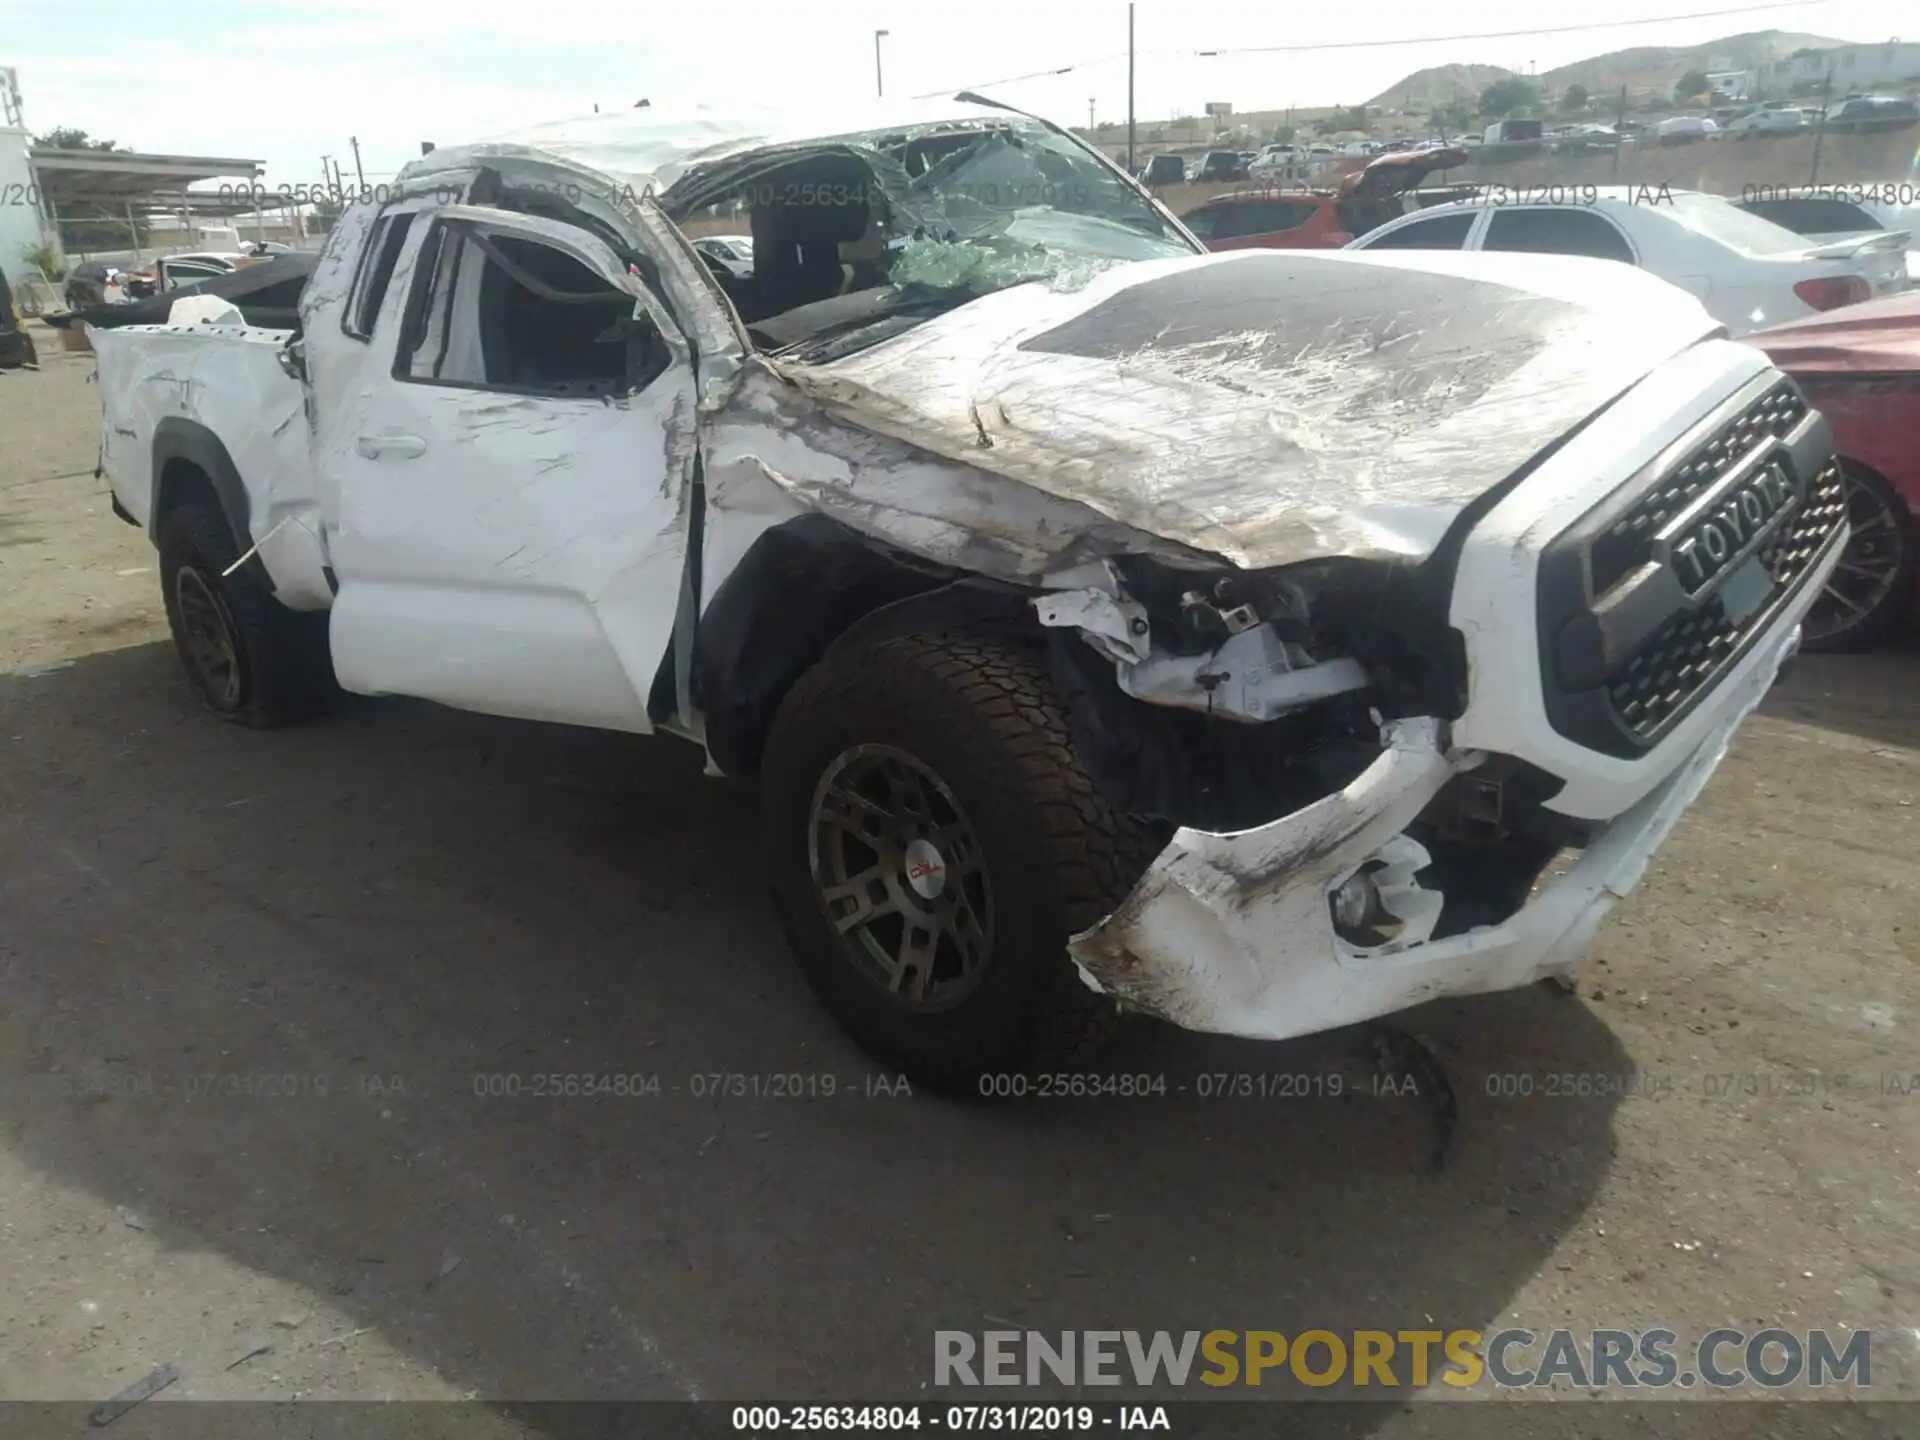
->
[0,67,52,289]
[1755,41,1920,97]
[1706,71,1753,102]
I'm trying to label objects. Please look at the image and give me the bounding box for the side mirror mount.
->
[277,335,307,384]
[697,350,741,413]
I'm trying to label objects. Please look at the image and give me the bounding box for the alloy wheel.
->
[806,744,995,1012]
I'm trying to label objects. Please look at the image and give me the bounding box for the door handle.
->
[355,433,428,460]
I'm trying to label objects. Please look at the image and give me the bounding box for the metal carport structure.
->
[29,147,272,256]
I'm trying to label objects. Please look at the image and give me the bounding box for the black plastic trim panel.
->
[1604,460,1846,739]
[1536,372,1840,758]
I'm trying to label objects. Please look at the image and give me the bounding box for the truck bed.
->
[94,323,334,609]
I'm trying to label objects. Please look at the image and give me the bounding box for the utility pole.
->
[1809,72,1830,183]
[1610,84,1626,183]
[874,29,888,99]
[1126,2,1136,172]
[349,135,366,194]
[320,153,333,197]
[1089,97,1096,132]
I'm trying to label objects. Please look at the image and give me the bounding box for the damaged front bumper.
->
[1068,617,1804,1042]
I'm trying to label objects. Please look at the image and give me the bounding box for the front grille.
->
[1758,459,1850,576]
[1589,380,1809,596]
[1606,459,1846,739]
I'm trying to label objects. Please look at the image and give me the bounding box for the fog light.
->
[1332,872,1380,933]
[1328,836,1445,951]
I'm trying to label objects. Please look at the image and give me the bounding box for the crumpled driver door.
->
[305,202,698,733]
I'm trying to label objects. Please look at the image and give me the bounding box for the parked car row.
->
[1721,94,1920,137]
[1140,136,1473,188]
[60,249,268,310]
[1130,149,1258,184]
[1463,98,1918,151]
[1302,94,1919,162]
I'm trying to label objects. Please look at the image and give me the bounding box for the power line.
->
[911,54,1133,99]
[1195,0,1831,55]
[916,0,1831,97]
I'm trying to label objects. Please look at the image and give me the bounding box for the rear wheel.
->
[157,501,338,727]
[761,630,1170,1092]
[1801,462,1914,652]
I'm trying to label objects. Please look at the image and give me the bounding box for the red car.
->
[1179,187,1354,250]
[1177,147,1468,252]
[1747,291,1920,650]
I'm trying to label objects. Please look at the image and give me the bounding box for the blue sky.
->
[0,0,1906,186]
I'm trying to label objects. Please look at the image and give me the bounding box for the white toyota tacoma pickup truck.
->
[93,96,1848,1088]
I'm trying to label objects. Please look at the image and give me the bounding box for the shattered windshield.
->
[666,115,1198,354]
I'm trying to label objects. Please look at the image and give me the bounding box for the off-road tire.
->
[761,630,1170,1093]
[157,502,338,728]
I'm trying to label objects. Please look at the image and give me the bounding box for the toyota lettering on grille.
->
[1654,458,1801,595]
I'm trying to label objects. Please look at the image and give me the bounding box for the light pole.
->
[874,29,889,99]
[1809,71,1831,183]
[1126,2,1135,172]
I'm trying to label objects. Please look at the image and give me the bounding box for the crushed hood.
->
[786,248,1724,569]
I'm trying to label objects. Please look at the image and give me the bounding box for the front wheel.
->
[1801,462,1914,652]
[760,630,1170,1092]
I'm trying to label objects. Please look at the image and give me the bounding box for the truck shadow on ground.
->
[0,642,1642,1431]
[1765,642,1920,754]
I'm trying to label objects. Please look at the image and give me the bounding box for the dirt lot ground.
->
[1,323,1917,1438]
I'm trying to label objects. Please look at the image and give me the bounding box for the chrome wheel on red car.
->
[1802,462,1915,652]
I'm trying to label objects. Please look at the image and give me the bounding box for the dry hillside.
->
[1367,30,1849,112]
[1364,64,1514,111]
[1538,30,1846,94]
